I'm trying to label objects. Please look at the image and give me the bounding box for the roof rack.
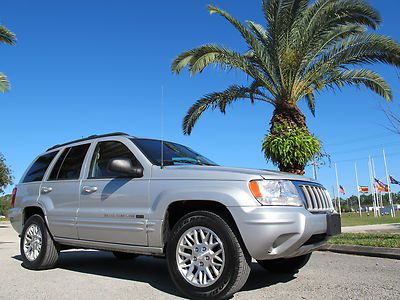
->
[46,132,131,151]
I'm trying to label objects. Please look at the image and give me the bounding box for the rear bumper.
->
[228,206,339,260]
[8,207,23,235]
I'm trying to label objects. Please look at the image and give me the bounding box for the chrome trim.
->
[54,237,164,255]
[293,181,334,213]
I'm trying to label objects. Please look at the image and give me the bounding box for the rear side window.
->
[48,144,90,180]
[22,151,58,183]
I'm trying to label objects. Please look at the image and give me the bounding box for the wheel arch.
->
[23,205,47,227]
[162,200,248,255]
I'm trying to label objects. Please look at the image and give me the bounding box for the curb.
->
[319,244,400,260]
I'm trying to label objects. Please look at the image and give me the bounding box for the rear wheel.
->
[167,211,251,300]
[112,251,138,260]
[20,214,59,270]
[257,253,311,274]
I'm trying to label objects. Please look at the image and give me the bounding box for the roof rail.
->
[46,132,131,151]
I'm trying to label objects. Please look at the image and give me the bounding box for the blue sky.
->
[1,0,399,197]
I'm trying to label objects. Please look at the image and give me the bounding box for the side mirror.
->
[107,158,143,178]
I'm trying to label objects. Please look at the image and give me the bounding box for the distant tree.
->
[0,153,13,193]
[0,194,11,216]
[172,0,400,174]
[0,25,16,92]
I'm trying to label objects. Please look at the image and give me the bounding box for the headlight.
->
[249,180,303,206]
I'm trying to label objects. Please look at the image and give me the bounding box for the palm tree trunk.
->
[270,102,309,175]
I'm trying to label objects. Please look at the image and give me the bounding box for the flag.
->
[390,175,400,185]
[339,185,345,194]
[375,178,388,192]
[376,185,389,192]
[358,185,369,193]
[374,178,386,189]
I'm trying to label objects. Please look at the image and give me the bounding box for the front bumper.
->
[228,206,340,260]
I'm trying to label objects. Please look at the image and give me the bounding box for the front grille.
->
[299,185,333,212]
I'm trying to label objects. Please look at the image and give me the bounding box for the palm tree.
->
[0,25,16,92]
[172,0,400,174]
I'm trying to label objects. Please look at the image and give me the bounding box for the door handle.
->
[82,186,98,193]
[41,186,53,194]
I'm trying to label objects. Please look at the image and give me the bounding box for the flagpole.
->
[383,149,395,217]
[332,186,337,211]
[371,157,380,217]
[335,163,342,216]
[354,162,362,217]
[368,156,377,217]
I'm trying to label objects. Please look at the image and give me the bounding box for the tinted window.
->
[48,148,68,180]
[89,141,140,178]
[132,138,217,166]
[22,151,59,183]
[48,144,90,180]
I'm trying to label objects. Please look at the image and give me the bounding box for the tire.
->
[166,211,251,300]
[20,214,59,270]
[112,251,138,260]
[257,253,312,274]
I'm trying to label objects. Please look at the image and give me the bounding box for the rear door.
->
[39,143,91,239]
[77,139,148,246]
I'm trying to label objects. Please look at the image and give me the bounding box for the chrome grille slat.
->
[316,188,326,209]
[324,190,333,209]
[322,189,330,209]
[301,186,313,208]
[298,184,333,212]
[313,186,323,209]
[307,186,318,209]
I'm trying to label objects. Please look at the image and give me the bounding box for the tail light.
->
[11,187,17,208]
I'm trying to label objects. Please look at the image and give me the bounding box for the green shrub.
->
[262,122,321,172]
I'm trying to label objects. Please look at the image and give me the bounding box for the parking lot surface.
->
[1,222,399,299]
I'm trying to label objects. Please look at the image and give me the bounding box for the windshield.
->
[132,138,217,166]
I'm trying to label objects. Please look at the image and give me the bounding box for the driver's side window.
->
[89,141,140,179]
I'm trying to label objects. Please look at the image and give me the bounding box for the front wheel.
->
[257,253,311,274]
[167,211,251,300]
[20,214,59,270]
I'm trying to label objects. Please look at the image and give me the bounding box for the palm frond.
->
[171,44,278,94]
[326,69,392,100]
[298,24,366,73]
[312,33,400,74]
[183,84,269,135]
[0,73,10,92]
[0,25,16,45]
[207,5,275,77]
[171,44,251,75]
[208,5,261,51]
[246,21,270,45]
[292,0,381,72]
[305,92,315,116]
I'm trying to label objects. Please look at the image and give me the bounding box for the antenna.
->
[160,85,164,169]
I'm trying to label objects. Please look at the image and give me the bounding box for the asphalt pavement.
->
[1,222,399,299]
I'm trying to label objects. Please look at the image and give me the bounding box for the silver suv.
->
[9,132,340,299]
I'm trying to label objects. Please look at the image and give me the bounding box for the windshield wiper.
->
[161,159,203,166]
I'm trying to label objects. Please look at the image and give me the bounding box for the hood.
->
[151,165,316,182]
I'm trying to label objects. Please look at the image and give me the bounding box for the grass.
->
[329,233,400,248]
[340,212,400,227]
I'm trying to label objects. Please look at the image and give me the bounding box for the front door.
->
[77,140,148,246]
